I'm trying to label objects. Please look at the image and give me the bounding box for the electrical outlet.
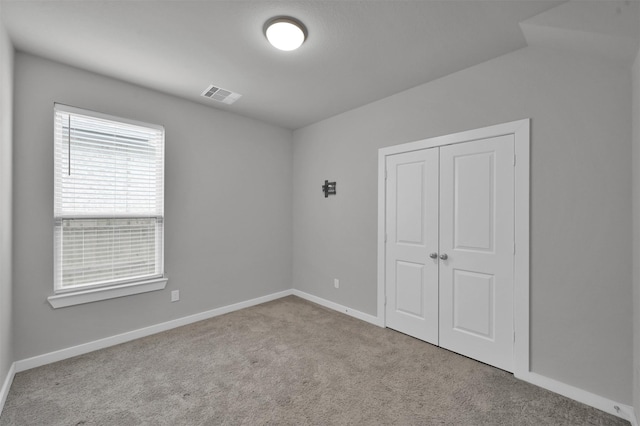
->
[334,278,339,289]
[171,290,180,302]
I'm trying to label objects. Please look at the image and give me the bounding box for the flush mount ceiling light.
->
[264,16,307,51]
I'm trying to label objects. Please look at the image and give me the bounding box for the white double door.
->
[385,135,515,372]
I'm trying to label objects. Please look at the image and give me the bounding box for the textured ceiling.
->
[2,0,564,129]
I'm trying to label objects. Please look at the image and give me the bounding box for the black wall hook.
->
[322,180,336,198]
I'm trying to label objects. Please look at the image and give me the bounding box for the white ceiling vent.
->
[201,85,242,105]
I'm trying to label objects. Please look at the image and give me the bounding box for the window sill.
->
[47,277,168,309]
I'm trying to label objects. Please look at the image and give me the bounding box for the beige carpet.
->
[0,296,628,425]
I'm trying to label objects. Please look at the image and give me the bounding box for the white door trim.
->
[377,119,530,376]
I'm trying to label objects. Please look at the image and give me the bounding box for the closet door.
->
[385,149,439,344]
[438,135,515,372]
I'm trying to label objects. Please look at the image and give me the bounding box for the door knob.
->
[429,252,438,259]
[439,253,448,260]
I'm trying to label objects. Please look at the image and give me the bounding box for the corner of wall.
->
[0,1,15,415]
[632,38,640,424]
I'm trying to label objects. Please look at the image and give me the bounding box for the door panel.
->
[396,162,426,245]
[453,151,494,252]
[439,135,514,372]
[452,269,494,340]
[395,261,425,317]
[385,149,439,344]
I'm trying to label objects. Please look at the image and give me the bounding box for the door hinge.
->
[385,233,387,243]
[385,170,388,180]
[513,331,516,343]
[384,295,387,306]
[513,155,516,166]
[513,242,516,255]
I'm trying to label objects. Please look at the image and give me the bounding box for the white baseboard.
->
[0,362,15,416]
[292,289,383,327]
[517,371,635,423]
[15,289,293,373]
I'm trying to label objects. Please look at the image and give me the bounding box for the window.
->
[50,104,166,307]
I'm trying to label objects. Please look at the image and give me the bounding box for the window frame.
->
[49,104,167,308]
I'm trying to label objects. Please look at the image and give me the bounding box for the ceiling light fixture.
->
[264,17,307,51]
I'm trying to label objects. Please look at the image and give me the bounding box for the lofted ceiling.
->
[0,0,593,130]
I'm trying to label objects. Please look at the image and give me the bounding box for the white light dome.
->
[265,17,307,51]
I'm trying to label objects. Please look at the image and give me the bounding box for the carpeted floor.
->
[0,296,629,425]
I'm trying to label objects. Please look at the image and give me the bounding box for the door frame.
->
[377,119,530,377]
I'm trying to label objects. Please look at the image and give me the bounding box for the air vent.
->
[201,84,242,105]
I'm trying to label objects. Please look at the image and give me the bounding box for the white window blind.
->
[54,104,165,292]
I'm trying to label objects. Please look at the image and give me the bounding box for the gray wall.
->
[0,5,14,388]
[633,34,640,417]
[12,53,293,360]
[293,46,632,404]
